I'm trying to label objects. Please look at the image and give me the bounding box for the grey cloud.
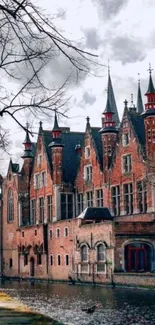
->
[83,28,100,50]
[110,37,146,64]
[94,0,128,19]
[83,91,96,105]
[78,91,96,109]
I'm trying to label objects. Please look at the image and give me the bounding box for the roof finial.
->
[148,63,153,75]
[26,122,29,130]
[131,94,133,106]
[124,99,128,110]
[108,59,110,75]
[138,73,140,85]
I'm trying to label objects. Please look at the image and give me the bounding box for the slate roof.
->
[137,82,144,114]
[128,110,145,151]
[146,73,155,94]
[107,73,120,125]
[77,207,113,220]
[43,130,85,183]
[91,127,103,169]
[10,160,19,173]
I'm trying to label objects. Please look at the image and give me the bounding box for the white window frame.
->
[95,242,106,274]
[95,189,103,207]
[86,191,93,207]
[84,165,92,182]
[37,154,42,166]
[85,146,90,159]
[122,154,132,174]
[122,133,130,147]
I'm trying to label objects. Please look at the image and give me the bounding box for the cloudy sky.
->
[1,0,155,175]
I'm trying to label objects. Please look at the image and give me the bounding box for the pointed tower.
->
[136,78,144,114]
[49,111,64,184]
[99,88,118,174]
[143,65,155,162]
[106,70,120,126]
[21,125,33,179]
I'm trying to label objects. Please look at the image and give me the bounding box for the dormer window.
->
[85,146,90,159]
[122,133,129,146]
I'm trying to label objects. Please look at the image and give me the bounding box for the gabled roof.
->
[9,159,19,174]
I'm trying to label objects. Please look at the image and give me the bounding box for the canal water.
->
[0,280,155,325]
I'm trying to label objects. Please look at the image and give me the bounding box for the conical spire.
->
[146,64,155,94]
[49,111,64,148]
[21,124,33,159]
[107,71,120,125]
[86,116,91,131]
[137,79,144,114]
[104,96,114,114]
[53,110,60,131]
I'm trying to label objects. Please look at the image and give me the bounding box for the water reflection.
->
[0,280,155,325]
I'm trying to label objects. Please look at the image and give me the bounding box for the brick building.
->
[2,68,155,286]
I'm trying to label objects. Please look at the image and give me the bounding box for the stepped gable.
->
[43,129,85,184]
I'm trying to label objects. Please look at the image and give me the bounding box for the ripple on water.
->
[1,281,155,325]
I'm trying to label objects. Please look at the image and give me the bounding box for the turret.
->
[21,124,33,179]
[99,75,118,173]
[143,66,155,162]
[49,111,64,184]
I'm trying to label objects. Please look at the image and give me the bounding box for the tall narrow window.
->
[24,254,28,266]
[86,191,93,207]
[64,227,69,237]
[50,255,53,266]
[30,199,36,224]
[9,258,13,269]
[111,186,120,216]
[58,255,61,266]
[8,190,14,222]
[34,174,40,189]
[123,155,132,173]
[37,253,42,265]
[81,245,88,262]
[122,133,129,146]
[65,255,69,266]
[124,183,133,215]
[84,165,92,182]
[96,189,103,207]
[77,193,84,215]
[39,197,44,223]
[137,181,147,213]
[61,194,73,220]
[47,195,52,222]
[41,172,46,187]
[96,244,106,273]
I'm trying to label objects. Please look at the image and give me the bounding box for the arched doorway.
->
[30,257,35,277]
[125,242,152,272]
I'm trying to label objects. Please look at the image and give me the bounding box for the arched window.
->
[81,244,88,262]
[8,190,14,222]
[97,243,105,262]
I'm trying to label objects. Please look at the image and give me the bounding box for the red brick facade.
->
[2,71,155,287]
